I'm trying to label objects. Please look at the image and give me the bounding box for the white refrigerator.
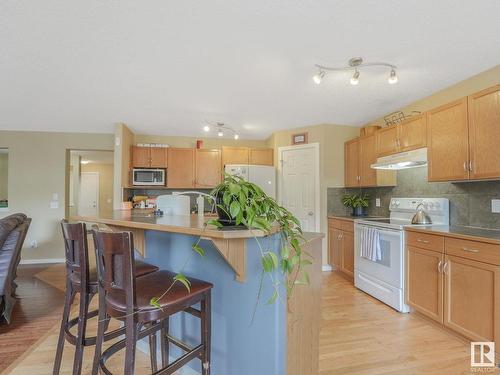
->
[225,164,276,199]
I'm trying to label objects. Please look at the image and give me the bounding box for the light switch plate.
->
[52,193,58,201]
[50,201,59,209]
[376,198,381,207]
[492,199,500,213]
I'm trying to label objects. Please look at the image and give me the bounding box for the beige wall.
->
[0,152,8,201]
[0,131,114,261]
[369,64,500,126]
[266,123,360,266]
[81,163,114,216]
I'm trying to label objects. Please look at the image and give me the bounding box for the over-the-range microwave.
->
[132,168,165,186]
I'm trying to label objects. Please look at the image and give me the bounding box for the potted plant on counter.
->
[150,174,312,317]
[342,193,370,216]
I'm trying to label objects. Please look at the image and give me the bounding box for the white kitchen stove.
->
[354,198,449,312]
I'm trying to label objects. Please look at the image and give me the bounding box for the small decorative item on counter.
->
[120,201,133,210]
[342,193,370,216]
[153,209,164,217]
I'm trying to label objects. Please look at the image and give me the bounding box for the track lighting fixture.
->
[350,69,360,85]
[388,69,398,84]
[202,121,239,140]
[313,57,398,86]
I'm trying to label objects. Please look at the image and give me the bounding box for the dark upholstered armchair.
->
[0,213,31,324]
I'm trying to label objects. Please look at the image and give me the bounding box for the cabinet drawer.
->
[445,237,500,266]
[328,218,342,230]
[340,220,354,233]
[406,231,444,253]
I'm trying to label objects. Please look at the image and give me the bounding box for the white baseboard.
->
[137,338,201,375]
[322,264,333,272]
[20,258,65,265]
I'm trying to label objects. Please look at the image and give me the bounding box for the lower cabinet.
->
[406,231,500,352]
[443,255,500,344]
[406,246,443,323]
[328,218,354,279]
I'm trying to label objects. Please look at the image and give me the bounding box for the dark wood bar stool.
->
[54,220,159,375]
[92,229,213,375]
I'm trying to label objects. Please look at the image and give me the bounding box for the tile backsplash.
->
[328,166,500,229]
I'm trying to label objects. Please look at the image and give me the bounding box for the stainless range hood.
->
[371,148,427,170]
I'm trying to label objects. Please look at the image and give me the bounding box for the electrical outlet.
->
[492,199,500,213]
[30,240,38,248]
[50,201,59,209]
[376,198,381,207]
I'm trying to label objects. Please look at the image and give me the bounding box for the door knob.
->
[308,211,314,216]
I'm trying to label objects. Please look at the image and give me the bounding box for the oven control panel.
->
[389,198,449,214]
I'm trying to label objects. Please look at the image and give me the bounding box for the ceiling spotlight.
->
[234,134,239,140]
[312,70,325,85]
[217,130,224,137]
[388,69,398,84]
[350,69,360,85]
[203,125,210,132]
[80,160,90,165]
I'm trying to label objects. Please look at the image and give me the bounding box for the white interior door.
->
[78,172,99,216]
[278,144,319,232]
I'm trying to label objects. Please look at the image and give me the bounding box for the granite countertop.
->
[328,214,385,221]
[405,225,500,245]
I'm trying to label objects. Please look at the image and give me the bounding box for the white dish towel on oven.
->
[360,226,382,261]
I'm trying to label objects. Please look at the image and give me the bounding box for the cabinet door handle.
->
[443,261,449,275]
[463,161,468,172]
[469,160,473,172]
[417,239,430,244]
[462,247,479,253]
[437,260,443,273]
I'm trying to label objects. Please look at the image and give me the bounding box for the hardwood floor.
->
[0,265,494,374]
[320,272,482,375]
[0,265,65,372]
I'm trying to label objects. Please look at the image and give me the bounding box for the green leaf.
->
[267,290,278,305]
[229,200,240,218]
[280,246,290,260]
[229,182,241,195]
[149,297,163,310]
[206,219,223,228]
[192,243,205,257]
[268,252,279,269]
[300,259,312,266]
[174,273,191,292]
[223,191,231,206]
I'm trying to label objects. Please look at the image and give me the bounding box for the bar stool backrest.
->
[92,229,137,315]
[60,220,90,289]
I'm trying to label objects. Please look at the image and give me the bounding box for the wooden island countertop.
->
[71,210,277,239]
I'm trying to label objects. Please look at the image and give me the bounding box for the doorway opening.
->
[66,150,114,218]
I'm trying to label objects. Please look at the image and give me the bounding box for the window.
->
[0,149,8,209]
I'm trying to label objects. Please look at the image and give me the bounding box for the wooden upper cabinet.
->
[195,149,221,188]
[468,84,500,180]
[167,148,195,188]
[376,125,399,157]
[222,146,249,166]
[399,114,427,152]
[132,146,168,168]
[443,255,500,345]
[427,98,469,182]
[149,147,168,168]
[359,134,377,187]
[406,246,444,323]
[344,138,360,187]
[249,148,273,166]
[131,146,151,168]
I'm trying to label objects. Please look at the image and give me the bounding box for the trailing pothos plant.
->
[149,174,312,315]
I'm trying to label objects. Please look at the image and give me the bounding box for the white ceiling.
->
[1,1,499,140]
